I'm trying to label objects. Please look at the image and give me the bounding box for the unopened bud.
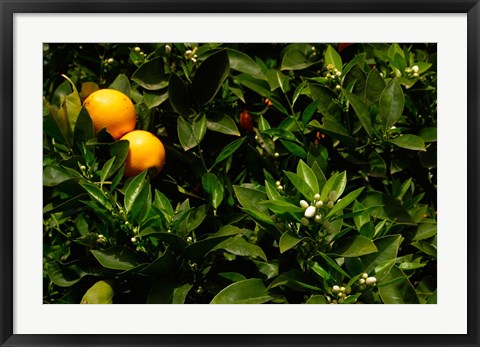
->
[327,201,334,209]
[304,206,316,218]
[274,152,280,158]
[359,278,366,285]
[276,181,281,187]
[80,165,86,171]
[314,193,321,201]
[299,200,309,209]
[314,214,322,223]
[335,84,341,90]
[300,217,309,226]
[315,200,324,208]
[405,67,412,73]
[412,65,419,73]
[131,237,137,243]
[277,185,283,191]
[327,64,334,71]
[165,45,171,54]
[332,285,340,293]
[345,287,352,294]
[362,273,368,279]
[366,277,377,286]
[107,58,114,63]
[336,71,342,77]
[413,72,419,78]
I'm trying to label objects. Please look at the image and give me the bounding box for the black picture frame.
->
[1,1,479,346]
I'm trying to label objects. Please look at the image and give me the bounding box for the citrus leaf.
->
[192,50,230,105]
[211,278,274,304]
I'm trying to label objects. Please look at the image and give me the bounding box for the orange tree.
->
[43,43,437,304]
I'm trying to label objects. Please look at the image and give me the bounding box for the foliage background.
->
[43,42,437,304]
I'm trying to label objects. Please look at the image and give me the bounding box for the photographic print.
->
[42,42,437,305]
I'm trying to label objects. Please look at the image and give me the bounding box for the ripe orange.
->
[120,130,166,178]
[83,89,136,140]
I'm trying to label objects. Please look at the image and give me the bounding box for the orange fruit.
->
[120,130,166,177]
[83,89,136,140]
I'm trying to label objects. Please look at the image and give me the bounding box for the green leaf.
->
[177,116,204,151]
[213,236,267,261]
[360,191,415,224]
[325,187,364,218]
[173,283,193,304]
[285,171,314,201]
[154,190,174,216]
[211,278,274,304]
[297,160,319,195]
[206,114,240,136]
[315,253,351,279]
[260,200,304,215]
[266,69,289,93]
[43,165,77,186]
[169,73,193,117]
[100,156,116,182]
[136,229,187,254]
[192,50,230,105]
[343,89,373,138]
[389,134,426,151]
[321,171,347,201]
[131,57,168,90]
[233,185,269,215]
[329,235,377,257]
[378,266,419,304]
[108,140,129,174]
[73,107,94,145]
[379,78,404,130]
[265,180,281,201]
[91,247,140,271]
[144,89,169,109]
[79,182,111,209]
[185,234,236,263]
[361,234,404,279]
[281,50,317,71]
[140,247,176,278]
[211,137,244,168]
[268,270,321,292]
[227,49,265,80]
[258,115,271,131]
[413,220,437,241]
[301,99,320,125]
[419,127,437,142]
[61,74,82,131]
[124,170,148,212]
[193,115,207,145]
[109,74,131,96]
[364,67,386,106]
[46,262,89,287]
[280,140,307,160]
[279,232,305,253]
[306,295,328,304]
[262,128,297,142]
[325,45,343,72]
[235,74,287,114]
[202,172,224,209]
[308,84,341,118]
[308,118,356,147]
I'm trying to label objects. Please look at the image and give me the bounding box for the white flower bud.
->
[276,181,281,187]
[335,84,341,90]
[366,277,377,286]
[187,236,193,243]
[413,72,419,78]
[80,165,87,171]
[405,67,412,73]
[185,49,192,55]
[315,200,324,208]
[345,287,352,294]
[314,193,321,201]
[131,237,137,243]
[338,297,345,304]
[300,218,309,226]
[412,65,419,73]
[340,286,346,292]
[314,214,322,223]
[134,46,141,52]
[277,185,283,191]
[359,278,366,285]
[327,64,334,71]
[304,206,316,218]
[299,200,309,209]
[165,45,171,54]
[337,292,344,297]
[191,58,197,63]
[362,273,368,279]
[327,201,334,209]
[326,295,332,303]
[107,58,114,63]
[332,299,338,304]
[274,152,280,158]
[332,285,340,293]
[336,71,342,77]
